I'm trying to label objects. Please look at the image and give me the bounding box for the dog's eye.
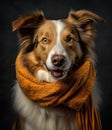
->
[66,36,75,43]
[42,37,48,44]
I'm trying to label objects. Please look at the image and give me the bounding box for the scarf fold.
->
[15,51,102,130]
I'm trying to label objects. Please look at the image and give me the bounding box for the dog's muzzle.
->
[50,54,65,78]
[45,54,70,79]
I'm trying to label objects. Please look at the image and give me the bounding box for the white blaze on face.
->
[46,20,71,70]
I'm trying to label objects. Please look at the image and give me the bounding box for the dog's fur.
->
[12,10,104,130]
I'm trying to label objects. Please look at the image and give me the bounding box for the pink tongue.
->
[51,70,64,78]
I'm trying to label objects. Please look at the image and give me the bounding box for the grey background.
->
[0,0,111,130]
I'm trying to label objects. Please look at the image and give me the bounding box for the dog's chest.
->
[14,83,76,130]
[25,106,76,130]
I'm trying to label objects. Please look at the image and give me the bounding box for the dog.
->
[12,10,104,130]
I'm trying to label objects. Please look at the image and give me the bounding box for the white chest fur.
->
[14,82,76,130]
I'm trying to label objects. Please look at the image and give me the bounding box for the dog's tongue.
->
[51,70,64,78]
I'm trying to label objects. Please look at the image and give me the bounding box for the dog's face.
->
[33,20,82,79]
[12,10,104,82]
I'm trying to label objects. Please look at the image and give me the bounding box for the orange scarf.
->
[15,51,102,130]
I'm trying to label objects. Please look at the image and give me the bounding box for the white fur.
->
[46,20,71,70]
[45,20,71,82]
[36,70,57,82]
[14,82,76,130]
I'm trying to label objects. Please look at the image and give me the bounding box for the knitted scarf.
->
[15,51,102,130]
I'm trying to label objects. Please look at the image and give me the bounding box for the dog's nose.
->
[51,54,65,67]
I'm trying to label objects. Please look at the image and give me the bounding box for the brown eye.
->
[66,35,74,43]
[42,37,48,44]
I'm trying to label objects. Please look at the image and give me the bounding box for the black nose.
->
[51,54,65,67]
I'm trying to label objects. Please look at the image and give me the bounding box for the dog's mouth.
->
[44,64,68,78]
[50,69,65,78]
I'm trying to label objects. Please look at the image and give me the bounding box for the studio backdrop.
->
[0,0,111,130]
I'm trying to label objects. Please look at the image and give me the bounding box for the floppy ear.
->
[12,11,45,41]
[68,10,104,45]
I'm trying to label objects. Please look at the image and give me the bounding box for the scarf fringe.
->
[75,96,102,130]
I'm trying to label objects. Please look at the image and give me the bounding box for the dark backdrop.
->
[0,0,111,130]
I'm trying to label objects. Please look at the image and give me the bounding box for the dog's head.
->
[12,10,104,82]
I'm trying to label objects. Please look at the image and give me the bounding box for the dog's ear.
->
[68,10,104,25]
[12,11,45,31]
[12,11,45,41]
[68,10,104,45]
